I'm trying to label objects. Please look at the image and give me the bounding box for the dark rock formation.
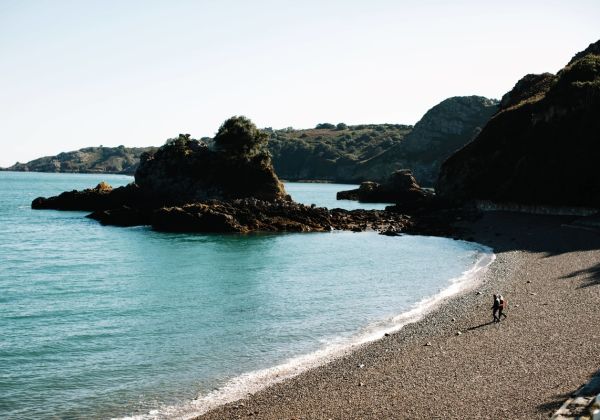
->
[437,40,600,208]
[134,130,287,205]
[88,199,411,234]
[352,96,499,186]
[32,182,139,211]
[337,170,433,211]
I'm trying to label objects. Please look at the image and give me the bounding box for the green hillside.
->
[267,123,412,182]
[5,146,156,175]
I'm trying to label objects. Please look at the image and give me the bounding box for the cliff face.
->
[437,40,600,208]
[5,146,156,174]
[352,96,498,186]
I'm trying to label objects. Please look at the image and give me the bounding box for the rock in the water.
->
[337,169,434,212]
[32,182,137,211]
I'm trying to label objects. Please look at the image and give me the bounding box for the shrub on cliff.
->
[315,123,335,129]
[214,116,268,159]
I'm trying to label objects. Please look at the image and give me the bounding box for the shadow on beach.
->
[561,261,600,288]
[466,320,497,331]
[458,211,600,287]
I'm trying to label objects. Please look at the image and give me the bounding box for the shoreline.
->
[197,211,600,419]
[151,239,494,419]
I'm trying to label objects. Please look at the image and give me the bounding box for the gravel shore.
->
[197,212,600,419]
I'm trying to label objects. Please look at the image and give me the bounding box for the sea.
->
[0,172,494,419]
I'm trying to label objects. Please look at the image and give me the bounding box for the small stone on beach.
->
[425,342,432,346]
[456,331,462,336]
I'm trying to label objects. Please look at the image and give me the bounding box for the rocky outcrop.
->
[437,40,600,208]
[32,182,139,211]
[88,198,412,233]
[133,135,288,204]
[337,170,433,211]
[352,96,498,186]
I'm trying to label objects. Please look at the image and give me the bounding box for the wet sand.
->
[198,212,600,419]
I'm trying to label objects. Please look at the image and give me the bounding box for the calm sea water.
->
[0,172,492,419]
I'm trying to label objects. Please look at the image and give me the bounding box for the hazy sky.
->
[1,0,598,167]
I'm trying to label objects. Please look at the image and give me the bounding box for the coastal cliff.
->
[437,40,600,208]
[351,96,498,186]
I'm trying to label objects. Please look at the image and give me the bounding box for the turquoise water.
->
[0,172,491,419]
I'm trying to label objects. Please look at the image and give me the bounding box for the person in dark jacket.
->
[492,294,500,322]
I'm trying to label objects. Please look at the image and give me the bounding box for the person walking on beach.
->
[492,294,500,323]
[498,295,507,321]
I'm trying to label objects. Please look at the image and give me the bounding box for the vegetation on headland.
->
[266,123,412,183]
[4,146,156,174]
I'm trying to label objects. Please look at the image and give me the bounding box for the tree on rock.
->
[214,116,268,159]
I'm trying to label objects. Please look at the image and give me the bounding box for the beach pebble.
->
[456,331,462,336]
[359,382,365,387]
[476,291,482,295]
[530,292,537,296]
[526,280,531,283]
[451,318,456,322]
[425,342,432,346]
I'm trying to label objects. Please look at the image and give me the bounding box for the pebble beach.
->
[197,211,600,419]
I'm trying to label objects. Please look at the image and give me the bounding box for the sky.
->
[0,0,599,167]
